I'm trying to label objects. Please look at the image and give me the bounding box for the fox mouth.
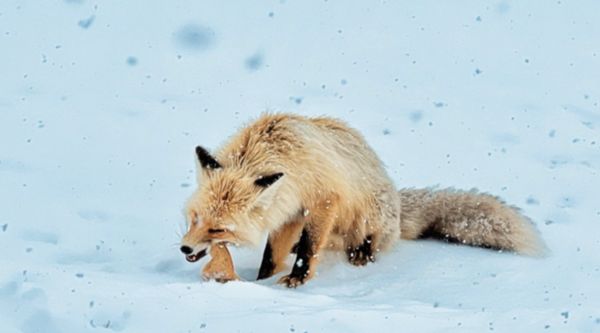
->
[185,249,207,263]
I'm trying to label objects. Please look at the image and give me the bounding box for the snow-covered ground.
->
[1,1,599,332]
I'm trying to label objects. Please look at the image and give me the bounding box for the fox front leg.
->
[257,219,304,280]
[278,199,338,288]
[277,228,314,287]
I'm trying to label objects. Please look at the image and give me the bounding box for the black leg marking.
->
[346,235,375,266]
[279,228,313,287]
[290,241,299,254]
[290,228,312,278]
[257,241,275,280]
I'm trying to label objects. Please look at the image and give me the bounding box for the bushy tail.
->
[398,188,545,256]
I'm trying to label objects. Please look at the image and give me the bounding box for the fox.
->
[180,113,545,287]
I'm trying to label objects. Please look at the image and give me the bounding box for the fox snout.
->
[179,232,210,262]
[180,225,210,262]
[180,224,238,262]
[180,245,208,262]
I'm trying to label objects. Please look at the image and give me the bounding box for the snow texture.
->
[1,0,599,332]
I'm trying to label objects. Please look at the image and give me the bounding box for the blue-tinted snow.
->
[0,0,599,332]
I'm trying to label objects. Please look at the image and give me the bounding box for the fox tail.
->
[398,188,546,256]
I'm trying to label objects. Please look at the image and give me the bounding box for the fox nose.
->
[180,245,193,255]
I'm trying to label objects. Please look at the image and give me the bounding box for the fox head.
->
[180,146,285,262]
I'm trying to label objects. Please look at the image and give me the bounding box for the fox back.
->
[182,113,399,252]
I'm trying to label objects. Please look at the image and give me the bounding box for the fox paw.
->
[347,250,375,266]
[346,239,375,266]
[278,274,309,288]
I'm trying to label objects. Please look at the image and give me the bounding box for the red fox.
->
[180,113,545,287]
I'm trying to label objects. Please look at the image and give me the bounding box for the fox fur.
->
[181,113,545,287]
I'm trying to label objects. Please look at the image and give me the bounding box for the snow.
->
[1,0,599,332]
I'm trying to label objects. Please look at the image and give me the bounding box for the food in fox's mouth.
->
[185,248,207,263]
[202,244,239,282]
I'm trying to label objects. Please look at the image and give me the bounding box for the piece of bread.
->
[201,244,239,283]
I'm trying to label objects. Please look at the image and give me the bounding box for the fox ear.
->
[254,173,284,209]
[196,146,222,170]
[254,173,284,188]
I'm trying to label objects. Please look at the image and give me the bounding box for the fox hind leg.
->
[346,235,376,266]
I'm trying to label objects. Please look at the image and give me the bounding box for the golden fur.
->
[202,244,239,282]
[181,113,545,287]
